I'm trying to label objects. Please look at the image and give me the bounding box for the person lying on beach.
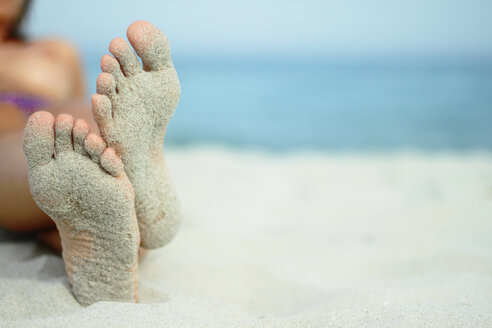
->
[0,0,181,305]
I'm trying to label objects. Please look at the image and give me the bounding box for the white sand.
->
[1,146,491,327]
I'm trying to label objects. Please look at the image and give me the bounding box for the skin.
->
[0,0,95,250]
[0,3,181,252]
[0,1,179,303]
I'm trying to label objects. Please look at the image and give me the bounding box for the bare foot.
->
[92,21,181,249]
[23,111,140,306]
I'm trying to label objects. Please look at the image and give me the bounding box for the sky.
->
[26,0,492,59]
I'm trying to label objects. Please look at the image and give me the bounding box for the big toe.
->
[23,111,55,168]
[127,20,172,71]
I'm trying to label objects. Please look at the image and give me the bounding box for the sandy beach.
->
[1,146,491,327]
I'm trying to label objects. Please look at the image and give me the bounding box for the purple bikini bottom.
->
[0,92,50,115]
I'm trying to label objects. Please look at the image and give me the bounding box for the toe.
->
[101,54,125,86]
[22,111,55,168]
[55,114,75,155]
[73,119,90,156]
[100,148,125,177]
[91,94,113,127]
[84,133,106,163]
[127,20,172,71]
[109,37,141,76]
[96,73,116,99]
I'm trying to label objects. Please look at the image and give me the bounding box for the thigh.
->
[0,105,27,136]
[0,130,54,231]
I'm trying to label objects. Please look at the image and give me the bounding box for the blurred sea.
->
[84,54,492,151]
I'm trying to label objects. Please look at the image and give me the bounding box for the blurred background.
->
[27,0,492,151]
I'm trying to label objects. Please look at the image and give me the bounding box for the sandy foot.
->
[23,111,140,306]
[92,21,181,249]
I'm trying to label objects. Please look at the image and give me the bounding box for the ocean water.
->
[84,54,492,151]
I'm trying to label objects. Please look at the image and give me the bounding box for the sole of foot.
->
[92,20,181,249]
[23,111,140,306]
